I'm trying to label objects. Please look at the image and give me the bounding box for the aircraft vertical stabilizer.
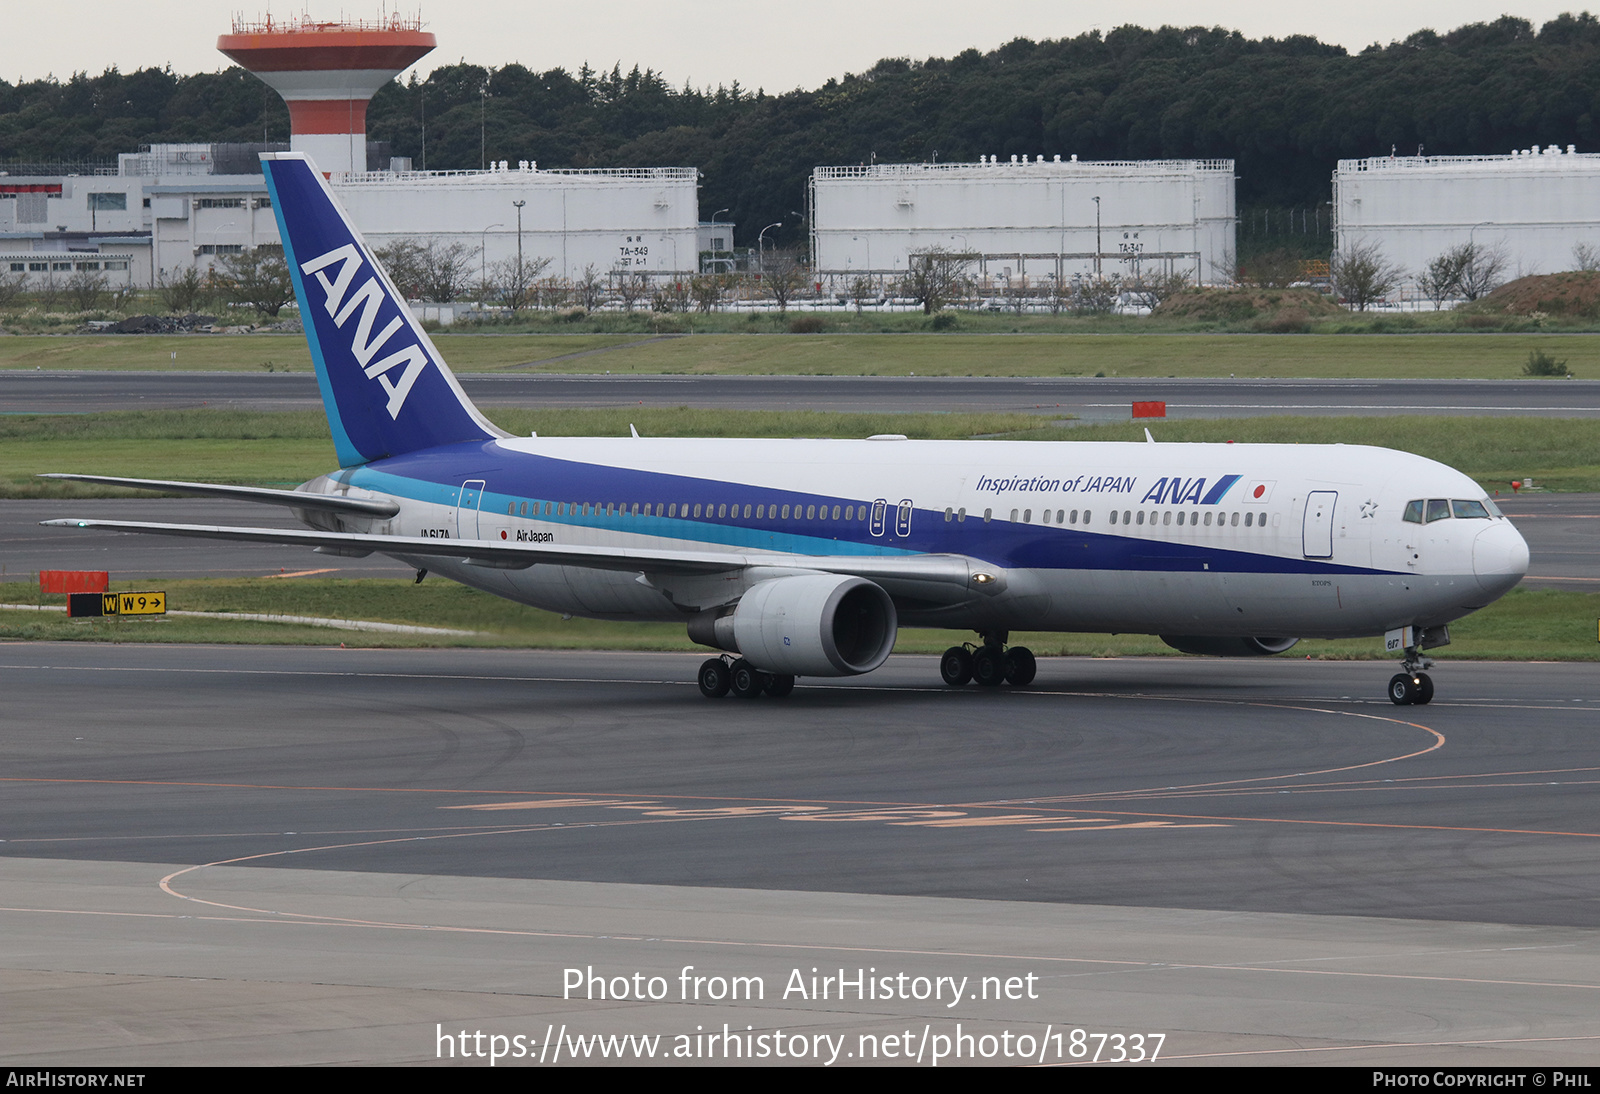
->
[260,152,506,467]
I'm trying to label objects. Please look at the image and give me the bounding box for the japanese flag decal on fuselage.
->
[260,153,503,468]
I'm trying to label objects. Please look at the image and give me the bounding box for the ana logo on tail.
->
[300,243,429,419]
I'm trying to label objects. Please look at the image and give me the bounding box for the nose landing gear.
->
[1387,646,1435,705]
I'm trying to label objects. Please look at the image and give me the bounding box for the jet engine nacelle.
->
[1159,635,1300,657]
[688,574,898,676]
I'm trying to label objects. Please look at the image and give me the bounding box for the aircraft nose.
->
[1473,521,1530,596]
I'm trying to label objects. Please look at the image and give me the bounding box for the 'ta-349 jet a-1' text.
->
[44,153,1529,704]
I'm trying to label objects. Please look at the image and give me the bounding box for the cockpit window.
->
[1425,498,1451,522]
[1452,499,1492,519]
[1484,498,1504,518]
[1403,500,1424,524]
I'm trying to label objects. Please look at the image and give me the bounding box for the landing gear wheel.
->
[763,673,796,698]
[1414,672,1434,705]
[729,658,765,699]
[698,658,731,699]
[1388,673,1418,706]
[972,647,1007,687]
[940,646,973,686]
[1005,646,1037,686]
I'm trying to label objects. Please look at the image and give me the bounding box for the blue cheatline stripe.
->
[348,465,910,558]
[342,449,1403,579]
[261,164,363,469]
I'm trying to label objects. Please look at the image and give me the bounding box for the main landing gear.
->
[698,656,796,700]
[940,632,1036,688]
[1387,646,1435,706]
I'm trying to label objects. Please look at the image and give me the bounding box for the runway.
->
[9,369,1600,419]
[3,647,1600,1065]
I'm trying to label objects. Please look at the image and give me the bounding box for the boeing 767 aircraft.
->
[44,153,1529,703]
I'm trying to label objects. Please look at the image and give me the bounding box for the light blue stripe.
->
[262,162,363,469]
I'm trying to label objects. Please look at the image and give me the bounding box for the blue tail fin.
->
[261,153,505,467]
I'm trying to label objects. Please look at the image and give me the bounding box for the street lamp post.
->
[758,221,781,274]
[708,208,730,273]
[202,221,237,274]
[480,223,503,285]
[1092,196,1102,277]
[512,200,526,272]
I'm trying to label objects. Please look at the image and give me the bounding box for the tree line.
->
[6,14,1600,249]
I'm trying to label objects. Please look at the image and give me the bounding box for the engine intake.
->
[688,574,898,676]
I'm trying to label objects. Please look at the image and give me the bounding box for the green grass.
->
[0,407,1064,496]
[0,333,643,372]
[6,330,1600,379]
[5,409,1596,496]
[1003,416,1600,493]
[2,581,1591,661]
[501,332,1600,379]
[0,407,341,494]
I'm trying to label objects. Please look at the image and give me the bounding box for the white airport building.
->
[1334,148,1600,287]
[0,145,701,294]
[2,18,702,303]
[808,157,1237,286]
[335,162,701,282]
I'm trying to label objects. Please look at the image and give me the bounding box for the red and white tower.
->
[218,13,435,176]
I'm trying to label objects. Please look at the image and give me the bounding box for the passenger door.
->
[457,479,486,540]
[1302,491,1336,559]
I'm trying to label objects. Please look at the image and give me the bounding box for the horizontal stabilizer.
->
[40,518,1001,593]
[37,474,399,517]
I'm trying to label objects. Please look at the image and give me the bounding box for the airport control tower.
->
[218,13,435,176]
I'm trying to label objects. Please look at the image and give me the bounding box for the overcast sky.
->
[3,3,1590,91]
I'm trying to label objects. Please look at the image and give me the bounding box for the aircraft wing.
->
[37,474,400,518]
[39,518,1002,595]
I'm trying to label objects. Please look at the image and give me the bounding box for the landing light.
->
[972,572,995,585]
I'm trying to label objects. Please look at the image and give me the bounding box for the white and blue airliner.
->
[45,153,1530,704]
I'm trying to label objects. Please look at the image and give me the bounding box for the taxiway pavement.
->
[9,370,1600,419]
[2,648,1599,1065]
